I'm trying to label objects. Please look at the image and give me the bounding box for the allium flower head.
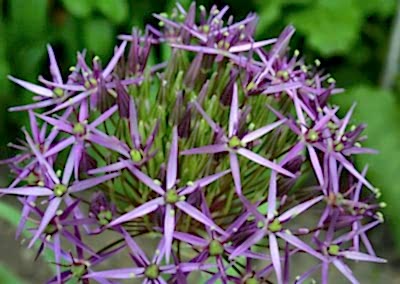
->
[1,3,385,283]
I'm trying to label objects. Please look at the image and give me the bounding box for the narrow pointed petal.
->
[164,204,175,263]
[29,197,62,248]
[121,228,149,265]
[167,127,178,190]
[181,144,227,156]
[269,233,283,284]
[179,170,230,196]
[276,232,325,261]
[90,105,118,128]
[173,232,208,247]
[332,259,359,284]
[35,114,73,134]
[108,197,163,227]
[62,146,75,185]
[85,268,145,279]
[229,83,239,137]
[47,44,63,84]
[129,98,141,148]
[176,201,226,236]
[229,152,242,195]
[229,229,265,259]
[0,187,53,196]
[69,173,119,193]
[8,75,54,97]
[229,39,277,53]
[193,101,221,133]
[8,98,58,112]
[88,161,127,174]
[237,148,295,178]
[242,119,286,144]
[278,196,323,222]
[44,136,75,158]
[267,170,277,220]
[47,90,93,114]
[333,152,373,190]
[341,251,386,263]
[261,82,302,95]
[102,41,127,78]
[307,145,324,187]
[127,163,165,195]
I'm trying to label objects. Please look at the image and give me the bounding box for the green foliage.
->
[83,18,115,58]
[290,0,363,56]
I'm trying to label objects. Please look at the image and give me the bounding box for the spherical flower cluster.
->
[1,3,386,284]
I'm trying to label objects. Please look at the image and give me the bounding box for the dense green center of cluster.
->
[209,240,224,256]
[165,189,179,204]
[54,184,68,197]
[144,264,160,280]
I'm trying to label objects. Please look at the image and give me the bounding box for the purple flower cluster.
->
[1,3,386,284]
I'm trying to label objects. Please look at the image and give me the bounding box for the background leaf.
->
[61,0,94,18]
[95,0,129,24]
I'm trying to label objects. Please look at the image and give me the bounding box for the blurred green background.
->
[1,0,400,282]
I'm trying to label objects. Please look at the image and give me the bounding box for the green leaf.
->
[95,0,129,24]
[61,0,94,18]
[256,0,284,35]
[0,264,25,284]
[82,19,115,58]
[334,86,400,252]
[9,0,48,39]
[0,202,56,272]
[289,0,363,56]
[355,0,396,17]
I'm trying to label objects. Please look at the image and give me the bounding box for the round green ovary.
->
[307,129,319,142]
[98,210,112,225]
[54,184,68,197]
[245,278,259,284]
[53,87,64,97]
[165,189,179,204]
[130,149,142,162]
[73,123,85,135]
[44,223,57,235]
[144,264,159,280]
[268,219,282,233]
[209,240,224,256]
[328,244,340,256]
[71,264,87,278]
[228,136,242,148]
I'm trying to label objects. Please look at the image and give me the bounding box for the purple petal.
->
[193,101,221,133]
[88,161,127,174]
[85,268,145,279]
[90,105,118,128]
[8,98,58,112]
[269,233,283,284]
[332,259,359,284]
[69,173,119,193]
[0,187,53,196]
[229,229,265,259]
[29,197,62,248]
[242,119,286,144]
[102,41,127,78]
[167,127,178,190]
[164,204,176,263]
[179,170,230,196]
[44,136,75,158]
[267,170,277,220]
[8,75,54,97]
[229,152,242,195]
[47,44,63,84]
[307,145,324,187]
[47,90,93,114]
[181,144,227,156]
[127,164,165,195]
[278,196,323,222]
[176,201,226,236]
[36,114,73,133]
[276,231,325,261]
[229,83,239,137]
[121,228,149,265]
[261,82,302,95]
[129,98,141,148]
[229,39,277,53]
[108,197,163,227]
[237,148,295,178]
[340,251,386,263]
[173,232,208,247]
